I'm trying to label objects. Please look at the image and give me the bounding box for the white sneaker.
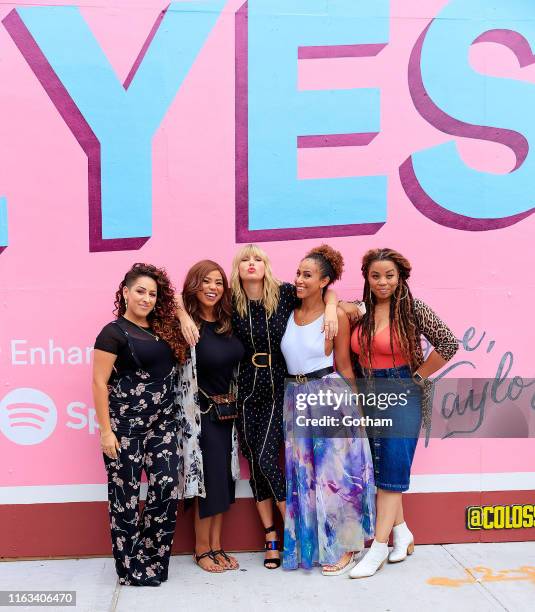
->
[388,522,414,563]
[349,540,389,579]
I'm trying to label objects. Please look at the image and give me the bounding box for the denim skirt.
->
[366,365,422,492]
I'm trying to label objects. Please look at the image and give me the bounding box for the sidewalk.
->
[1,542,534,611]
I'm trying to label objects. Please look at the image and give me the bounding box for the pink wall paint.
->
[0,0,533,493]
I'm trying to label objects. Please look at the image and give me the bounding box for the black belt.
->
[286,366,334,384]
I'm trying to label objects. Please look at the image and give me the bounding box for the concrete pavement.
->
[1,542,534,611]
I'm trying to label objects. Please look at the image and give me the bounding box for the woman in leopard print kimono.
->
[348,248,458,579]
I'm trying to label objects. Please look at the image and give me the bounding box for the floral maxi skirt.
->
[282,374,376,570]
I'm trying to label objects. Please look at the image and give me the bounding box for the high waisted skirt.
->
[366,365,422,492]
[282,373,375,570]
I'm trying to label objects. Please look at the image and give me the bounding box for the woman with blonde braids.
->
[93,263,186,586]
[349,248,458,579]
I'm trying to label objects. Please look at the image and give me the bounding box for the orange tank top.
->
[350,325,408,369]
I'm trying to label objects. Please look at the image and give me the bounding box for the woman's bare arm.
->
[92,349,120,459]
[338,300,366,324]
[176,293,199,346]
[322,288,339,340]
[332,307,355,382]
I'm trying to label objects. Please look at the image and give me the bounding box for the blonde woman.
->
[179,244,338,569]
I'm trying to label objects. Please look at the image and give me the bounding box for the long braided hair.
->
[357,248,419,373]
[114,262,187,364]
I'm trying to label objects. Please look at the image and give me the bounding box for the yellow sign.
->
[466,504,535,530]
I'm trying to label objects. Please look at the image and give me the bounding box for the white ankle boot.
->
[388,522,414,563]
[349,540,389,579]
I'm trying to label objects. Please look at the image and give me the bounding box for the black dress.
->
[95,317,180,585]
[232,283,298,502]
[195,320,245,518]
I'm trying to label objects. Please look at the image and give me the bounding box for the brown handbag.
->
[198,386,238,422]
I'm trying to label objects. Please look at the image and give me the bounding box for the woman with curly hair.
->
[92,263,185,587]
[349,248,458,579]
[280,245,375,574]
[181,261,244,573]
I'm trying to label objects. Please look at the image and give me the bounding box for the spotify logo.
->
[0,388,57,445]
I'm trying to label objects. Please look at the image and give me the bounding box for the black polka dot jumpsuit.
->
[232,283,297,502]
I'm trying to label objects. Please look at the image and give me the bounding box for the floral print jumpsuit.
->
[95,317,180,585]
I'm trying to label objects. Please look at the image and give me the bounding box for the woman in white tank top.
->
[281,312,334,375]
[280,245,375,575]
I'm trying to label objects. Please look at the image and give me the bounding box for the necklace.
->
[124,316,159,341]
[294,307,324,326]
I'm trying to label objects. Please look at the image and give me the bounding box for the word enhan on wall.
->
[1,0,534,252]
[10,340,94,366]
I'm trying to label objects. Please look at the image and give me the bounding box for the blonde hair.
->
[230,244,281,318]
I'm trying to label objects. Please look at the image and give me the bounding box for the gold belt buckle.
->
[252,352,270,367]
[296,374,307,384]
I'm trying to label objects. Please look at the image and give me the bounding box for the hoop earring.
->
[397,285,409,300]
[368,287,373,303]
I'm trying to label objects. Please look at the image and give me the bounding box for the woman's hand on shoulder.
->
[176,293,200,346]
[179,316,199,347]
[338,300,365,325]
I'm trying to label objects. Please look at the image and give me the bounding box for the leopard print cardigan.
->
[413,299,458,429]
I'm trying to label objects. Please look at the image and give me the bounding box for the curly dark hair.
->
[357,248,419,372]
[182,260,233,336]
[304,244,344,289]
[114,262,187,364]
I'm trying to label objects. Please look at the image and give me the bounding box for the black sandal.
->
[212,549,239,570]
[264,525,281,569]
[193,550,224,573]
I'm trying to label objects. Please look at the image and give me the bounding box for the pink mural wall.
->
[0,0,533,550]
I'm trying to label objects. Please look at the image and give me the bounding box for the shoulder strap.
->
[197,386,211,399]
